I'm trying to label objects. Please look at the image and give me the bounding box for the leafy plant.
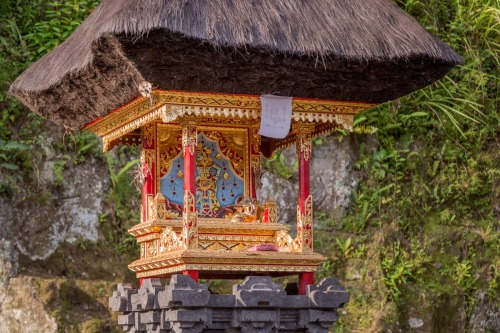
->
[0,138,29,170]
[25,0,100,60]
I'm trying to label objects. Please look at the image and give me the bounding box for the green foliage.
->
[264,152,297,180]
[26,0,99,60]
[101,146,141,256]
[321,2,499,328]
[380,239,431,303]
[0,0,100,195]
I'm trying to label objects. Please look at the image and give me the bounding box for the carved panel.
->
[183,190,198,249]
[296,195,313,253]
[158,227,185,253]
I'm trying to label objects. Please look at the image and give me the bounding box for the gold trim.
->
[85,91,375,149]
[142,123,155,148]
[293,122,314,162]
[180,117,198,155]
[183,190,198,249]
[297,195,314,253]
[130,250,326,277]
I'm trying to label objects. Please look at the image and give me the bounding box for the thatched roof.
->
[10,0,462,130]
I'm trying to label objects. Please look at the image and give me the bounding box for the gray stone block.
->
[158,275,210,308]
[233,309,280,333]
[305,309,339,333]
[133,278,165,311]
[307,278,349,308]
[166,309,210,333]
[234,276,286,307]
[109,283,137,312]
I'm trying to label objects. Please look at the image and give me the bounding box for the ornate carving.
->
[264,200,278,224]
[274,230,299,253]
[147,195,155,222]
[293,122,314,162]
[152,193,180,220]
[141,123,155,148]
[181,120,198,155]
[251,125,261,155]
[251,155,261,181]
[182,190,198,249]
[141,149,155,166]
[147,241,158,257]
[86,91,375,151]
[140,149,155,182]
[159,227,186,253]
[141,243,145,258]
[296,195,314,253]
[334,114,354,132]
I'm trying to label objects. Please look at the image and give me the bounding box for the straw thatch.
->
[10,0,462,129]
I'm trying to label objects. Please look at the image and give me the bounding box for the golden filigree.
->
[142,123,155,148]
[182,190,198,249]
[264,200,278,224]
[251,125,261,155]
[334,114,354,132]
[181,121,197,155]
[153,193,180,220]
[86,91,375,150]
[147,195,155,222]
[156,125,250,197]
[296,195,313,253]
[147,241,158,257]
[202,242,251,251]
[293,122,314,162]
[158,227,186,253]
[141,149,155,179]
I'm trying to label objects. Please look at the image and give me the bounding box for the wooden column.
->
[294,122,315,295]
[140,123,156,286]
[141,124,156,224]
[180,118,198,252]
[250,125,261,200]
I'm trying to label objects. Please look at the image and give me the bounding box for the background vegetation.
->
[0,0,498,332]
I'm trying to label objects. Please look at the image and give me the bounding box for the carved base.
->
[129,219,325,279]
[129,250,326,279]
[109,275,349,333]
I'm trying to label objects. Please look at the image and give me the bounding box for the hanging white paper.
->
[259,95,293,139]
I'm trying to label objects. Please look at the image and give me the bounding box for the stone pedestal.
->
[109,275,349,333]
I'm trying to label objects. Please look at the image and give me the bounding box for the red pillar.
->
[299,272,315,295]
[183,270,199,283]
[140,124,156,287]
[294,122,315,295]
[141,123,156,223]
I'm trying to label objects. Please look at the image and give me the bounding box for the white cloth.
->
[259,95,293,139]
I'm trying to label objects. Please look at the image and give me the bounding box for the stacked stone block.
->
[109,275,349,333]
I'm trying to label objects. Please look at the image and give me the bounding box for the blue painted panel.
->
[160,133,244,217]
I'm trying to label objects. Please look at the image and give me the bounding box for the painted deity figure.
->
[196,144,221,217]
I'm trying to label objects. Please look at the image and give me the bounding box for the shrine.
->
[84,90,375,293]
[10,0,462,331]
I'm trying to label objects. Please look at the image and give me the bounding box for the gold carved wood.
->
[85,90,375,152]
[182,190,198,249]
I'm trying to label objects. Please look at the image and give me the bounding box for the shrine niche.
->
[158,128,247,218]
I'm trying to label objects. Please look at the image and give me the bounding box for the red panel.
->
[298,151,310,212]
